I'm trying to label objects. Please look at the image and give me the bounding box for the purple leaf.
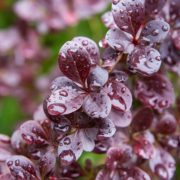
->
[149,147,175,180]
[6,155,40,180]
[145,0,167,16]
[170,0,180,26]
[19,120,47,145]
[58,134,83,167]
[135,74,175,111]
[106,28,134,53]
[101,47,120,70]
[73,37,100,64]
[45,83,86,116]
[58,40,91,84]
[83,92,112,118]
[107,80,132,112]
[131,107,153,132]
[87,66,109,90]
[141,20,170,44]
[106,145,133,170]
[127,46,162,76]
[156,112,176,134]
[108,108,132,127]
[78,128,98,151]
[39,149,56,176]
[133,131,156,159]
[112,0,145,35]
[98,118,116,138]
[110,70,128,83]
[130,167,151,180]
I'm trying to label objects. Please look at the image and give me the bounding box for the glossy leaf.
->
[20,120,47,145]
[45,83,85,117]
[170,0,180,26]
[145,0,167,16]
[78,128,98,151]
[112,0,145,35]
[58,134,83,167]
[156,112,176,134]
[149,147,175,180]
[83,92,112,118]
[131,107,153,132]
[108,108,132,127]
[107,80,132,112]
[133,131,156,159]
[106,28,134,53]
[98,118,116,138]
[141,20,170,44]
[6,155,40,180]
[135,74,175,111]
[87,66,109,90]
[58,40,91,84]
[73,37,100,64]
[127,47,162,76]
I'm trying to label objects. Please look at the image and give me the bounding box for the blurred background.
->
[0,0,109,135]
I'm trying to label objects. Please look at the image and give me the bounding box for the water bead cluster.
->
[0,0,180,179]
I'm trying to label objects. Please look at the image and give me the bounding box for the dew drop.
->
[59,150,76,166]
[162,25,169,32]
[15,160,20,166]
[155,164,168,179]
[155,56,161,61]
[152,29,159,36]
[59,90,68,97]
[63,137,71,145]
[121,25,128,30]
[48,103,66,115]
[82,40,88,46]
[7,161,13,166]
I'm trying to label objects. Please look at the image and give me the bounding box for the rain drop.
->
[59,90,68,97]
[48,103,66,115]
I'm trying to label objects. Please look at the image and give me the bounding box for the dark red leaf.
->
[101,47,120,70]
[20,120,47,145]
[156,112,176,134]
[112,0,145,36]
[145,0,167,16]
[130,167,151,180]
[58,40,91,84]
[127,46,162,76]
[131,107,153,132]
[45,82,86,116]
[133,131,156,159]
[98,118,116,138]
[135,74,175,111]
[6,155,40,180]
[73,37,100,65]
[107,80,132,112]
[170,0,180,26]
[149,147,175,179]
[58,134,83,167]
[110,70,128,83]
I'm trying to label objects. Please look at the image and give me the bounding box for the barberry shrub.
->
[0,0,180,179]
